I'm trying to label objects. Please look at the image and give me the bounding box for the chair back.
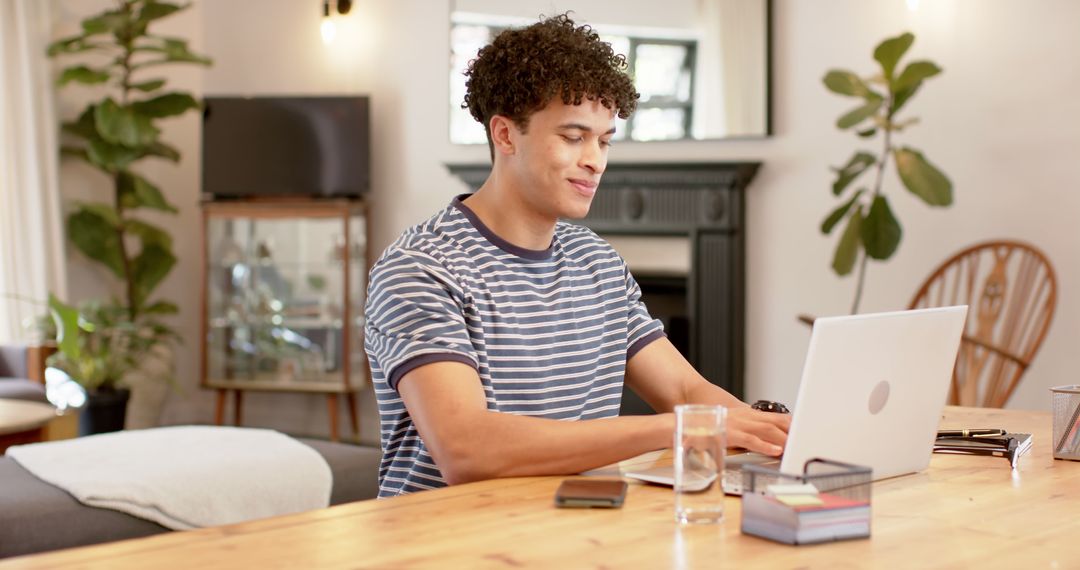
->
[908,240,1057,407]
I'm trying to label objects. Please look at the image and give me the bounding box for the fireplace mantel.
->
[446,162,761,405]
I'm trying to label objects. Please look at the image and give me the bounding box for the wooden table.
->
[0,399,56,454]
[3,407,1079,568]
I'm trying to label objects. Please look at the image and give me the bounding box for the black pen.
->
[937,428,1006,438]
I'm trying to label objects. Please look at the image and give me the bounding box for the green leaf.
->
[860,195,903,260]
[892,60,942,94]
[134,37,212,66]
[132,93,200,118]
[95,98,159,147]
[130,79,167,92]
[58,65,110,86]
[831,152,877,195]
[118,171,178,213]
[47,35,82,56]
[894,147,953,206]
[141,141,180,162]
[874,32,915,82]
[81,11,129,36]
[47,35,101,57]
[78,202,122,226]
[823,70,870,98]
[162,37,210,63]
[832,205,864,276]
[856,127,877,138]
[892,84,919,115]
[836,98,883,129]
[126,218,173,249]
[139,1,186,23]
[86,138,140,172]
[67,206,125,277]
[132,243,177,305]
[48,294,82,361]
[142,300,179,315]
[821,189,865,235]
[62,107,99,140]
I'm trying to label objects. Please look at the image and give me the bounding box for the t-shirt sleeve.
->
[364,248,478,391]
[625,267,666,359]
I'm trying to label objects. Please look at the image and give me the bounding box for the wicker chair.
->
[908,240,1057,408]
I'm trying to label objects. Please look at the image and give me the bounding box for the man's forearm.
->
[434,411,674,485]
[685,379,749,409]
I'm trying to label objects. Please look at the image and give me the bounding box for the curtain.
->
[0,0,67,343]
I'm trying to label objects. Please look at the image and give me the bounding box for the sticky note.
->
[775,494,825,507]
[765,483,819,496]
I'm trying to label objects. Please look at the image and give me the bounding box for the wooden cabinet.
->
[199,199,369,440]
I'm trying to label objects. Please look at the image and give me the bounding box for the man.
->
[365,13,789,497]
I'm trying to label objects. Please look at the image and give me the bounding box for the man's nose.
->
[580,140,606,175]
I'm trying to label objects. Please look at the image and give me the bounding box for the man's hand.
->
[624,338,792,456]
[726,406,791,456]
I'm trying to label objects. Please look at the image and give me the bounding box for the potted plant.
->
[820,32,953,314]
[45,295,180,434]
[45,0,210,432]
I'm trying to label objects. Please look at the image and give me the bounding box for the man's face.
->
[504,98,616,221]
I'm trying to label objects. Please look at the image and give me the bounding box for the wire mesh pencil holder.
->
[743,458,873,503]
[1051,385,1080,461]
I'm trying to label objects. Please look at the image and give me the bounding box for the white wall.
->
[50,0,1080,442]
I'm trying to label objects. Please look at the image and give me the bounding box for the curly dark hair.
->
[462,13,639,159]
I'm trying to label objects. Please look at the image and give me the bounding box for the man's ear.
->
[489,115,518,156]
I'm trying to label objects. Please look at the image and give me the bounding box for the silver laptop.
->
[625,306,968,494]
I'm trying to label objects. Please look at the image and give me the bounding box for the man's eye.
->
[562,135,583,143]
[600,139,613,148]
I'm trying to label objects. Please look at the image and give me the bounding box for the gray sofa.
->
[0,438,382,558]
[0,344,384,559]
[0,344,48,403]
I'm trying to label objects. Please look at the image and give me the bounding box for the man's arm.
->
[624,337,790,455]
[398,361,675,485]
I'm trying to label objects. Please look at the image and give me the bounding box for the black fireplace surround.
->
[447,162,760,414]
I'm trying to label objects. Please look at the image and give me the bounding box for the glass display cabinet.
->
[200,199,368,441]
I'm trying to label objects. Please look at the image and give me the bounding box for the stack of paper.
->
[740,483,870,545]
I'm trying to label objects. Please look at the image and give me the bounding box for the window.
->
[450,18,698,144]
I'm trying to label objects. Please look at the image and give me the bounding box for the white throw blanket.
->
[7,426,332,530]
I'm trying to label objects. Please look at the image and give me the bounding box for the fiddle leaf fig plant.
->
[45,0,210,391]
[48,0,210,322]
[822,31,952,314]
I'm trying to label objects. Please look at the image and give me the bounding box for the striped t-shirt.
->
[364,195,665,497]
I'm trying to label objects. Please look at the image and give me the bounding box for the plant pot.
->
[78,388,130,436]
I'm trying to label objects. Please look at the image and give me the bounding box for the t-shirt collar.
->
[451,194,556,260]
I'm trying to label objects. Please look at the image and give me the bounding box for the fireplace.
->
[447,162,760,414]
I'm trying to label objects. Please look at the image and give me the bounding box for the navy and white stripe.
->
[364,195,664,497]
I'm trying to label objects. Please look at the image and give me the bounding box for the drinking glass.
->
[674,404,727,524]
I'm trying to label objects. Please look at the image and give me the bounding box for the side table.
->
[0,399,58,454]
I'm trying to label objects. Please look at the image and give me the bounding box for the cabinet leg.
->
[346,392,360,440]
[215,389,226,426]
[327,394,340,442]
[234,390,244,426]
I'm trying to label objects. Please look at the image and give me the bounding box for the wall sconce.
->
[321,0,353,45]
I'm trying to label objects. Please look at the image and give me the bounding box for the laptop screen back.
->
[778,306,968,479]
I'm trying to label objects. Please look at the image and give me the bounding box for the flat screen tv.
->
[202,96,370,199]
